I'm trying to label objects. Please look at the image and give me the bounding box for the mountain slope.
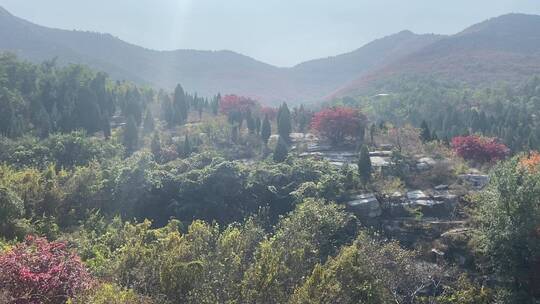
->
[333,13,540,98]
[0,6,442,104]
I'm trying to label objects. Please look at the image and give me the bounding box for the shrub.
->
[451,135,509,163]
[0,236,93,303]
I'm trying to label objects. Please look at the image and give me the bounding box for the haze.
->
[1,0,539,67]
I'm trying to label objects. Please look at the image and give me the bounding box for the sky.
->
[0,0,539,67]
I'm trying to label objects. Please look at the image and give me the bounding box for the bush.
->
[0,236,93,303]
[70,283,155,304]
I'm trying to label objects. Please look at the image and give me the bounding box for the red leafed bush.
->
[260,106,278,120]
[451,135,510,163]
[310,107,367,144]
[219,95,258,115]
[0,236,93,304]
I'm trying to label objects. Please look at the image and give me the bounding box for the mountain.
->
[0,6,441,104]
[332,13,540,98]
[2,7,539,104]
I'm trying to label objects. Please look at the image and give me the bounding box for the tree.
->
[183,135,192,157]
[173,84,189,124]
[473,157,540,301]
[311,107,367,145]
[358,145,372,184]
[246,110,255,134]
[420,120,431,142]
[290,232,432,304]
[452,135,509,163]
[0,186,23,236]
[102,115,111,139]
[151,132,161,158]
[277,102,292,142]
[261,114,271,145]
[0,236,93,303]
[273,137,288,162]
[143,110,155,133]
[123,116,139,154]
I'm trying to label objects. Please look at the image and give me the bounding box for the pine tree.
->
[277,102,292,142]
[143,110,155,133]
[123,116,139,154]
[358,145,372,184]
[261,115,271,145]
[273,137,288,162]
[420,120,431,143]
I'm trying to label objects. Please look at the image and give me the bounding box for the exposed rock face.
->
[458,174,490,189]
[347,193,382,218]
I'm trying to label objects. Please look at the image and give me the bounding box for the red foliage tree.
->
[0,236,93,303]
[310,107,367,144]
[219,95,258,115]
[451,135,510,163]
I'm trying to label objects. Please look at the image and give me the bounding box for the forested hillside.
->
[333,14,540,98]
[0,54,539,303]
[7,7,540,104]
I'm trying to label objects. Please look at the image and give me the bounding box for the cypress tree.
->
[420,120,431,142]
[277,102,291,142]
[123,116,139,154]
[246,110,255,134]
[273,137,288,163]
[151,132,161,156]
[261,115,271,145]
[255,117,261,135]
[183,135,192,157]
[173,84,188,124]
[231,125,239,144]
[143,110,155,133]
[357,145,372,184]
[102,115,111,139]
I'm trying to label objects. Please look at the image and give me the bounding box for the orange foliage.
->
[519,151,540,173]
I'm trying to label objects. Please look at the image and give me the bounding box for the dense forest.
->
[0,54,539,304]
[331,75,540,151]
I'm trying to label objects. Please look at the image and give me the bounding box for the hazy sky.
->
[1,0,539,67]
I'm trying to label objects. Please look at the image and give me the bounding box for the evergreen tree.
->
[273,137,288,163]
[277,102,292,142]
[211,94,220,116]
[431,130,439,142]
[143,110,155,133]
[369,124,376,144]
[173,84,189,124]
[246,110,255,134]
[123,116,139,154]
[151,131,161,158]
[183,135,192,157]
[261,115,271,145]
[420,120,431,142]
[357,145,372,184]
[102,115,111,139]
[255,117,261,135]
[231,125,239,144]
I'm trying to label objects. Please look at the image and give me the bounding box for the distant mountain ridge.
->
[1,6,540,103]
[332,13,540,98]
